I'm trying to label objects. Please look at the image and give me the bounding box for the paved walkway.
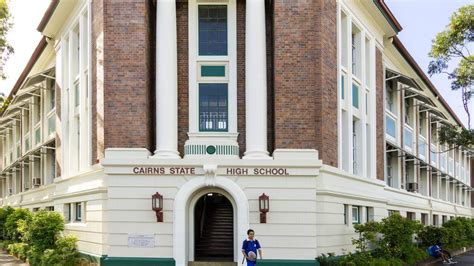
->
[0,250,28,265]
[434,249,474,266]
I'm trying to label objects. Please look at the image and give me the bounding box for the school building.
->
[0,0,472,265]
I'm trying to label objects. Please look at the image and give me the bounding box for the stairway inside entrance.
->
[195,193,234,263]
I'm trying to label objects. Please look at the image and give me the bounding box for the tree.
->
[0,0,13,80]
[428,4,473,149]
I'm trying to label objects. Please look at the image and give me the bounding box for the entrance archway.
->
[194,192,233,261]
[173,176,249,266]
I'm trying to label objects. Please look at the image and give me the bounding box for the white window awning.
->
[12,67,55,104]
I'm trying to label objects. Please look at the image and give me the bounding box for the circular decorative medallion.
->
[206,145,216,155]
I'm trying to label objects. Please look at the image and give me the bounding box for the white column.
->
[244,0,269,159]
[154,0,180,158]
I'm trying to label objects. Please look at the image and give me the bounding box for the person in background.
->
[241,229,262,266]
[427,244,457,264]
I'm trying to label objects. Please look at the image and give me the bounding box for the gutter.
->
[36,0,59,33]
[373,0,403,33]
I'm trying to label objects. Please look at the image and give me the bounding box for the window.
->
[199,83,228,131]
[388,210,399,216]
[61,6,90,177]
[442,215,447,224]
[75,202,82,222]
[32,207,40,212]
[387,153,393,187]
[46,206,54,211]
[352,120,357,174]
[407,212,416,221]
[351,34,356,75]
[344,204,348,225]
[198,5,227,56]
[341,75,345,100]
[433,214,438,226]
[64,203,71,222]
[421,213,428,225]
[366,207,374,222]
[386,115,396,138]
[404,99,410,125]
[352,206,360,224]
[352,83,359,108]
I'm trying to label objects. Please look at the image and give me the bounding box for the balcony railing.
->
[199,112,228,132]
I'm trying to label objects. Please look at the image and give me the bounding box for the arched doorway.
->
[194,192,234,261]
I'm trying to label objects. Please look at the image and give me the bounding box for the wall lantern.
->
[259,193,270,223]
[152,192,163,222]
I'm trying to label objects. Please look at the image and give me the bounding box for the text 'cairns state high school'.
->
[0,0,472,265]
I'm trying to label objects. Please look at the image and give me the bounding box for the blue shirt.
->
[242,239,261,258]
[428,245,441,256]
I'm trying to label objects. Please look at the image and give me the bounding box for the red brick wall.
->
[273,0,337,166]
[376,48,384,181]
[236,0,246,156]
[100,0,154,154]
[177,2,188,156]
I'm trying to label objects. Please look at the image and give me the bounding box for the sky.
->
[0,0,472,128]
[0,0,49,97]
[386,0,473,128]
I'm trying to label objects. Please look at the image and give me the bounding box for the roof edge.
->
[373,0,403,33]
[392,36,465,129]
[1,37,48,115]
[36,0,59,33]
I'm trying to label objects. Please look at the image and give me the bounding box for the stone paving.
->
[0,250,28,266]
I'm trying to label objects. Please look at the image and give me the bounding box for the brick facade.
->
[375,48,384,181]
[273,0,337,166]
[177,2,188,156]
[92,0,154,162]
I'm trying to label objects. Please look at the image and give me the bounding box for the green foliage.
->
[8,242,28,261]
[0,95,11,114]
[429,4,474,129]
[437,125,474,149]
[0,207,80,266]
[418,226,445,247]
[5,208,31,241]
[440,217,474,250]
[376,214,423,260]
[0,0,13,80]
[41,235,80,266]
[316,253,341,266]
[352,221,379,252]
[345,214,428,265]
[25,210,64,253]
[0,206,13,239]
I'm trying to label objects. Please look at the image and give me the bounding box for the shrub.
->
[316,253,341,266]
[418,226,444,247]
[4,208,31,241]
[377,214,423,260]
[41,235,80,266]
[26,210,64,253]
[0,206,14,239]
[7,242,28,260]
